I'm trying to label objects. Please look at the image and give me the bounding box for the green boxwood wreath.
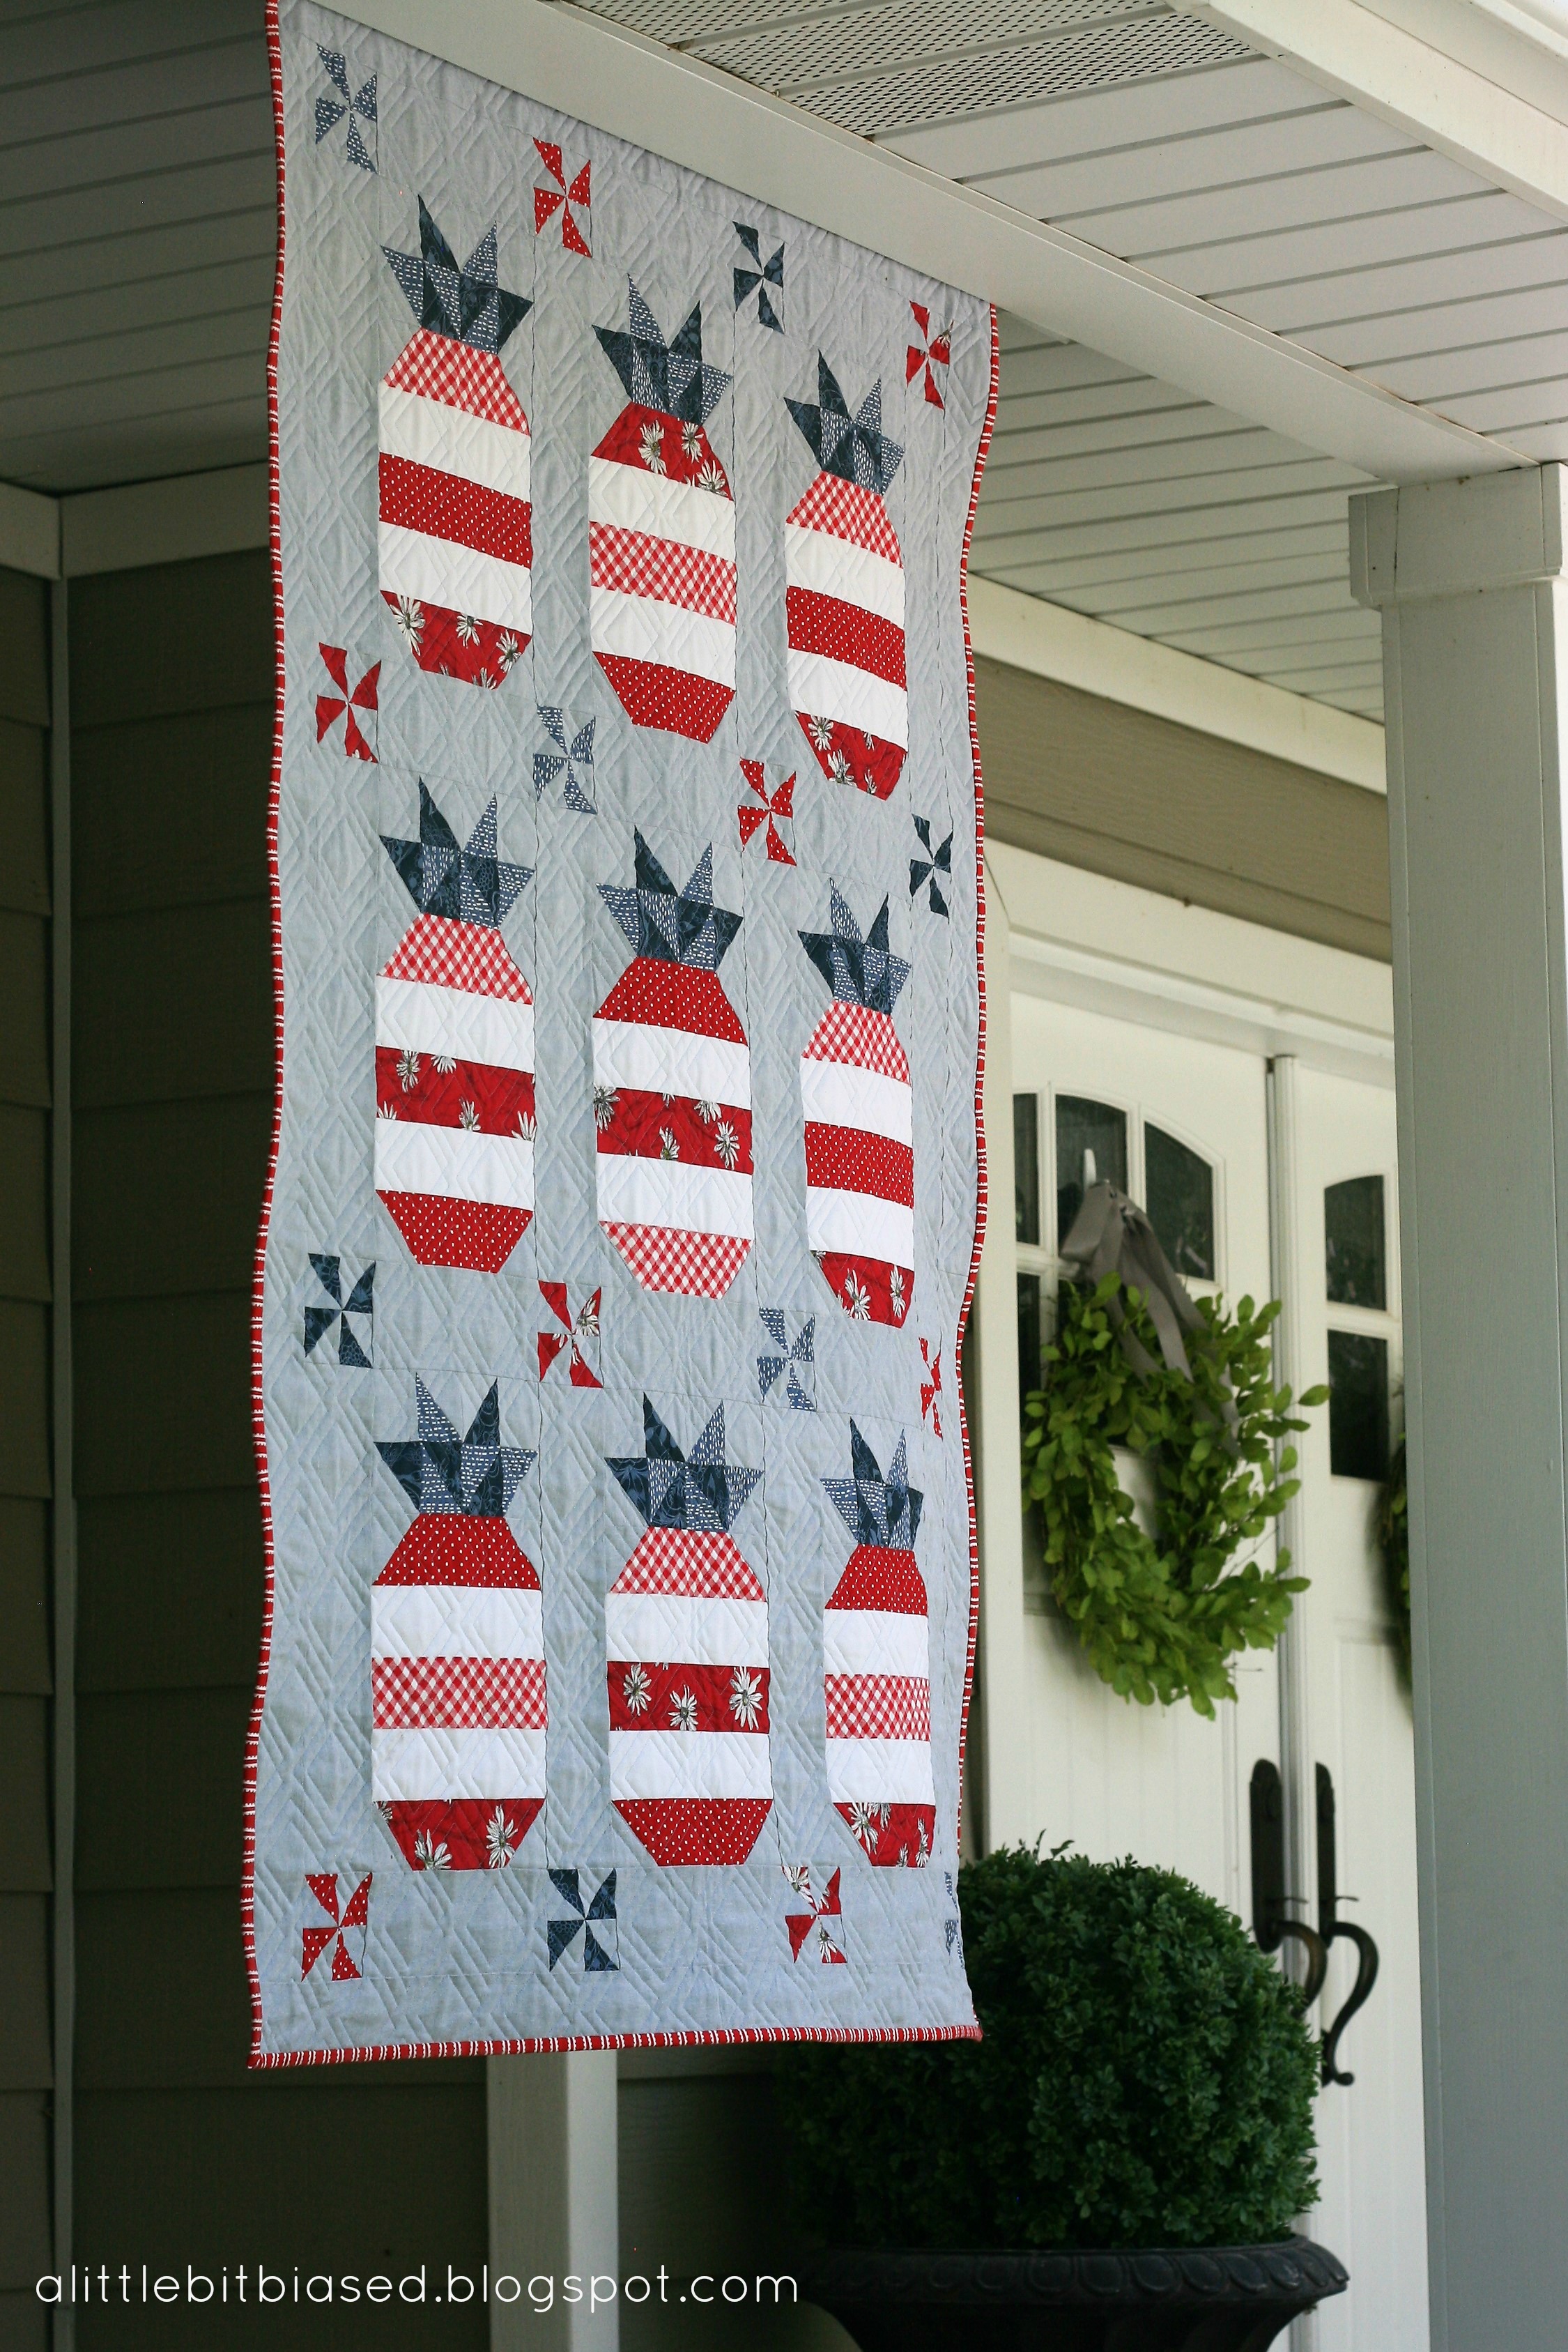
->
[1022,1274,1327,1716]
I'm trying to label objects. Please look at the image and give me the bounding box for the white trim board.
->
[987,839,1397,1086]
[971,579,1388,793]
[0,464,268,582]
[333,0,1519,483]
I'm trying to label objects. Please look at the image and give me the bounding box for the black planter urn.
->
[797,2235,1347,2352]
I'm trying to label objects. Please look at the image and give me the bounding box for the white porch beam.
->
[971,579,1388,793]
[342,0,1524,484]
[1352,459,1568,2352]
[1189,0,1568,220]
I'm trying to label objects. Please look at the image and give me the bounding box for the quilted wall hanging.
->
[252,0,997,2061]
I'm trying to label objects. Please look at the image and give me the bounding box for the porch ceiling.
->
[6,0,1566,725]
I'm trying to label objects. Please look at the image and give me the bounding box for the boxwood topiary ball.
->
[776,1845,1320,2250]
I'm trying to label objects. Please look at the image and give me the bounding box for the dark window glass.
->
[1015,1094,1040,1245]
[1056,1096,1127,1248]
[1325,1175,1386,1308]
[1017,1274,1043,1412]
[1328,1330,1390,1480]
[1146,1124,1215,1281]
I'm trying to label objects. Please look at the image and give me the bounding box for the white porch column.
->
[488,2052,620,2350]
[1351,464,1568,2352]
[971,856,1032,1851]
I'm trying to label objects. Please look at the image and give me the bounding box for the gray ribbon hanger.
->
[1059,1180,1204,1379]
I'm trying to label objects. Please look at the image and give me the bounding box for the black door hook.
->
[1316,1764,1381,2087]
[1250,1759,1329,2006]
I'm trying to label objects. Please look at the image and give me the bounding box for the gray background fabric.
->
[256,0,990,2056]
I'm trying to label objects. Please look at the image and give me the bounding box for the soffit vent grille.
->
[694,1,1160,95]
[792,19,1256,136]
[574,1,1255,136]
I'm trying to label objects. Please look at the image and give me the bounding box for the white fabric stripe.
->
[371,1725,546,1801]
[587,455,736,559]
[605,1594,769,1667]
[591,1018,749,1108]
[596,1153,753,1239]
[371,1587,544,1660]
[590,584,735,689]
[379,384,530,499]
[378,523,532,633]
[785,521,905,627]
[799,1057,912,1147]
[822,1609,930,1679]
[375,1118,534,1211]
[786,646,907,749]
[608,1729,773,1802]
[826,1736,937,1804]
[804,1184,914,1265]
[377,977,534,1071]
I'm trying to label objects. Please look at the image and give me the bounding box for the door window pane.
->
[1015,1094,1040,1245]
[1325,1175,1386,1308]
[1328,1330,1390,1480]
[1056,1096,1127,1246]
[1017,1273,1043,1411]
[1146,1124,1215,1281]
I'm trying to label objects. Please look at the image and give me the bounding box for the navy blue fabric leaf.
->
[383,197,530,351]
[595,279,731,424]
[599,830,741,970]
[383,782,530,925]
[787,355,902,494]
[800,885,909,1014]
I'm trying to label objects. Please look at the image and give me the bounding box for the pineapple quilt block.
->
[251,0,996,2061]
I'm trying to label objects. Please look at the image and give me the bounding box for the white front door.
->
[1010,990,1280,1914]
[1279,1060,1428,2352]
[1007,991,1426,2352]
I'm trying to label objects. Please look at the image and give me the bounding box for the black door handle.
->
[1250,1759,1330,2005]
[1316,1763,1381,2088]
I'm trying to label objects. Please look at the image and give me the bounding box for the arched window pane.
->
[1055,1096,1127,1247]
[1146,1124,1215,1281]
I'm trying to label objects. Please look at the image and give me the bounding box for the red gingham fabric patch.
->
[613,1526,766,1601]
[824,1672,931,1742]
[384,913,532,1001]
[371,1654,548,1729]
[589,521,737,623]
[787,471,902,565]
[384,329,530,432]
[603,1221,751,1297]
[802,1001,911,1085]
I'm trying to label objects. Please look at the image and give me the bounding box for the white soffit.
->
[974,314,1386,719]
[0,0,275,494]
